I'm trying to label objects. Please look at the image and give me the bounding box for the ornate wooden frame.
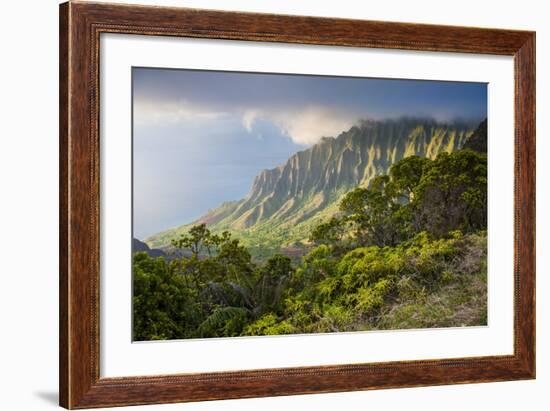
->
[59,1,536,408]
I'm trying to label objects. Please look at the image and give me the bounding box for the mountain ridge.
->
[146,118,477,252]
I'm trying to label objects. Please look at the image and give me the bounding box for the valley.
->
[145,118,476,260]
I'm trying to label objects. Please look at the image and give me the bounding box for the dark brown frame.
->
[59,1,536,409]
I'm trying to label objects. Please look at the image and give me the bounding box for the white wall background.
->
[0,0,547,410]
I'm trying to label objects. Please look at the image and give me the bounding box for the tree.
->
[254,254,293,314]
[338,175,408,247]
[171,224,254,284]
[197,254,294,337]
[132,253,202,340]
[310,216,347,247]
[411,150,487,237]
[172,223,229,257]
[388,155,430,201]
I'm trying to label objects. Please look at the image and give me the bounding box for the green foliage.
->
[389,155,431,201]
[339,175,409,247]
[133,253,202,341]
[133,147,487,340]
[134,227,299,340]
[309,216,347,247]
[172,224,230,257]
[276,230,486,334]
[198,307,250,338]
[244,313,296,336]
[290,244,336,292]
[412,150,487,237]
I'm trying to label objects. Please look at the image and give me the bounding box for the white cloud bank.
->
[242,106,360,146]
[135,97,362,146]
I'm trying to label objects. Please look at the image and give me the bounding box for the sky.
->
[133,68,487,239]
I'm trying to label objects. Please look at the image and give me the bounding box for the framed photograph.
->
[59,2,535,409]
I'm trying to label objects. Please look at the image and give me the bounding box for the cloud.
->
[271,107,360,145]
[137,97,362,146]
[134,98,227,126]
[134,68,487,141]
[242,109,260,132]
[242,106,361,146]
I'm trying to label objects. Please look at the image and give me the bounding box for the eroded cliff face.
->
[197,119,472,229]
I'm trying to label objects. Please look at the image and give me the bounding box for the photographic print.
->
[132,68,488,341]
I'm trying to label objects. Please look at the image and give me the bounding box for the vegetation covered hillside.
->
[133,131,488,340]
